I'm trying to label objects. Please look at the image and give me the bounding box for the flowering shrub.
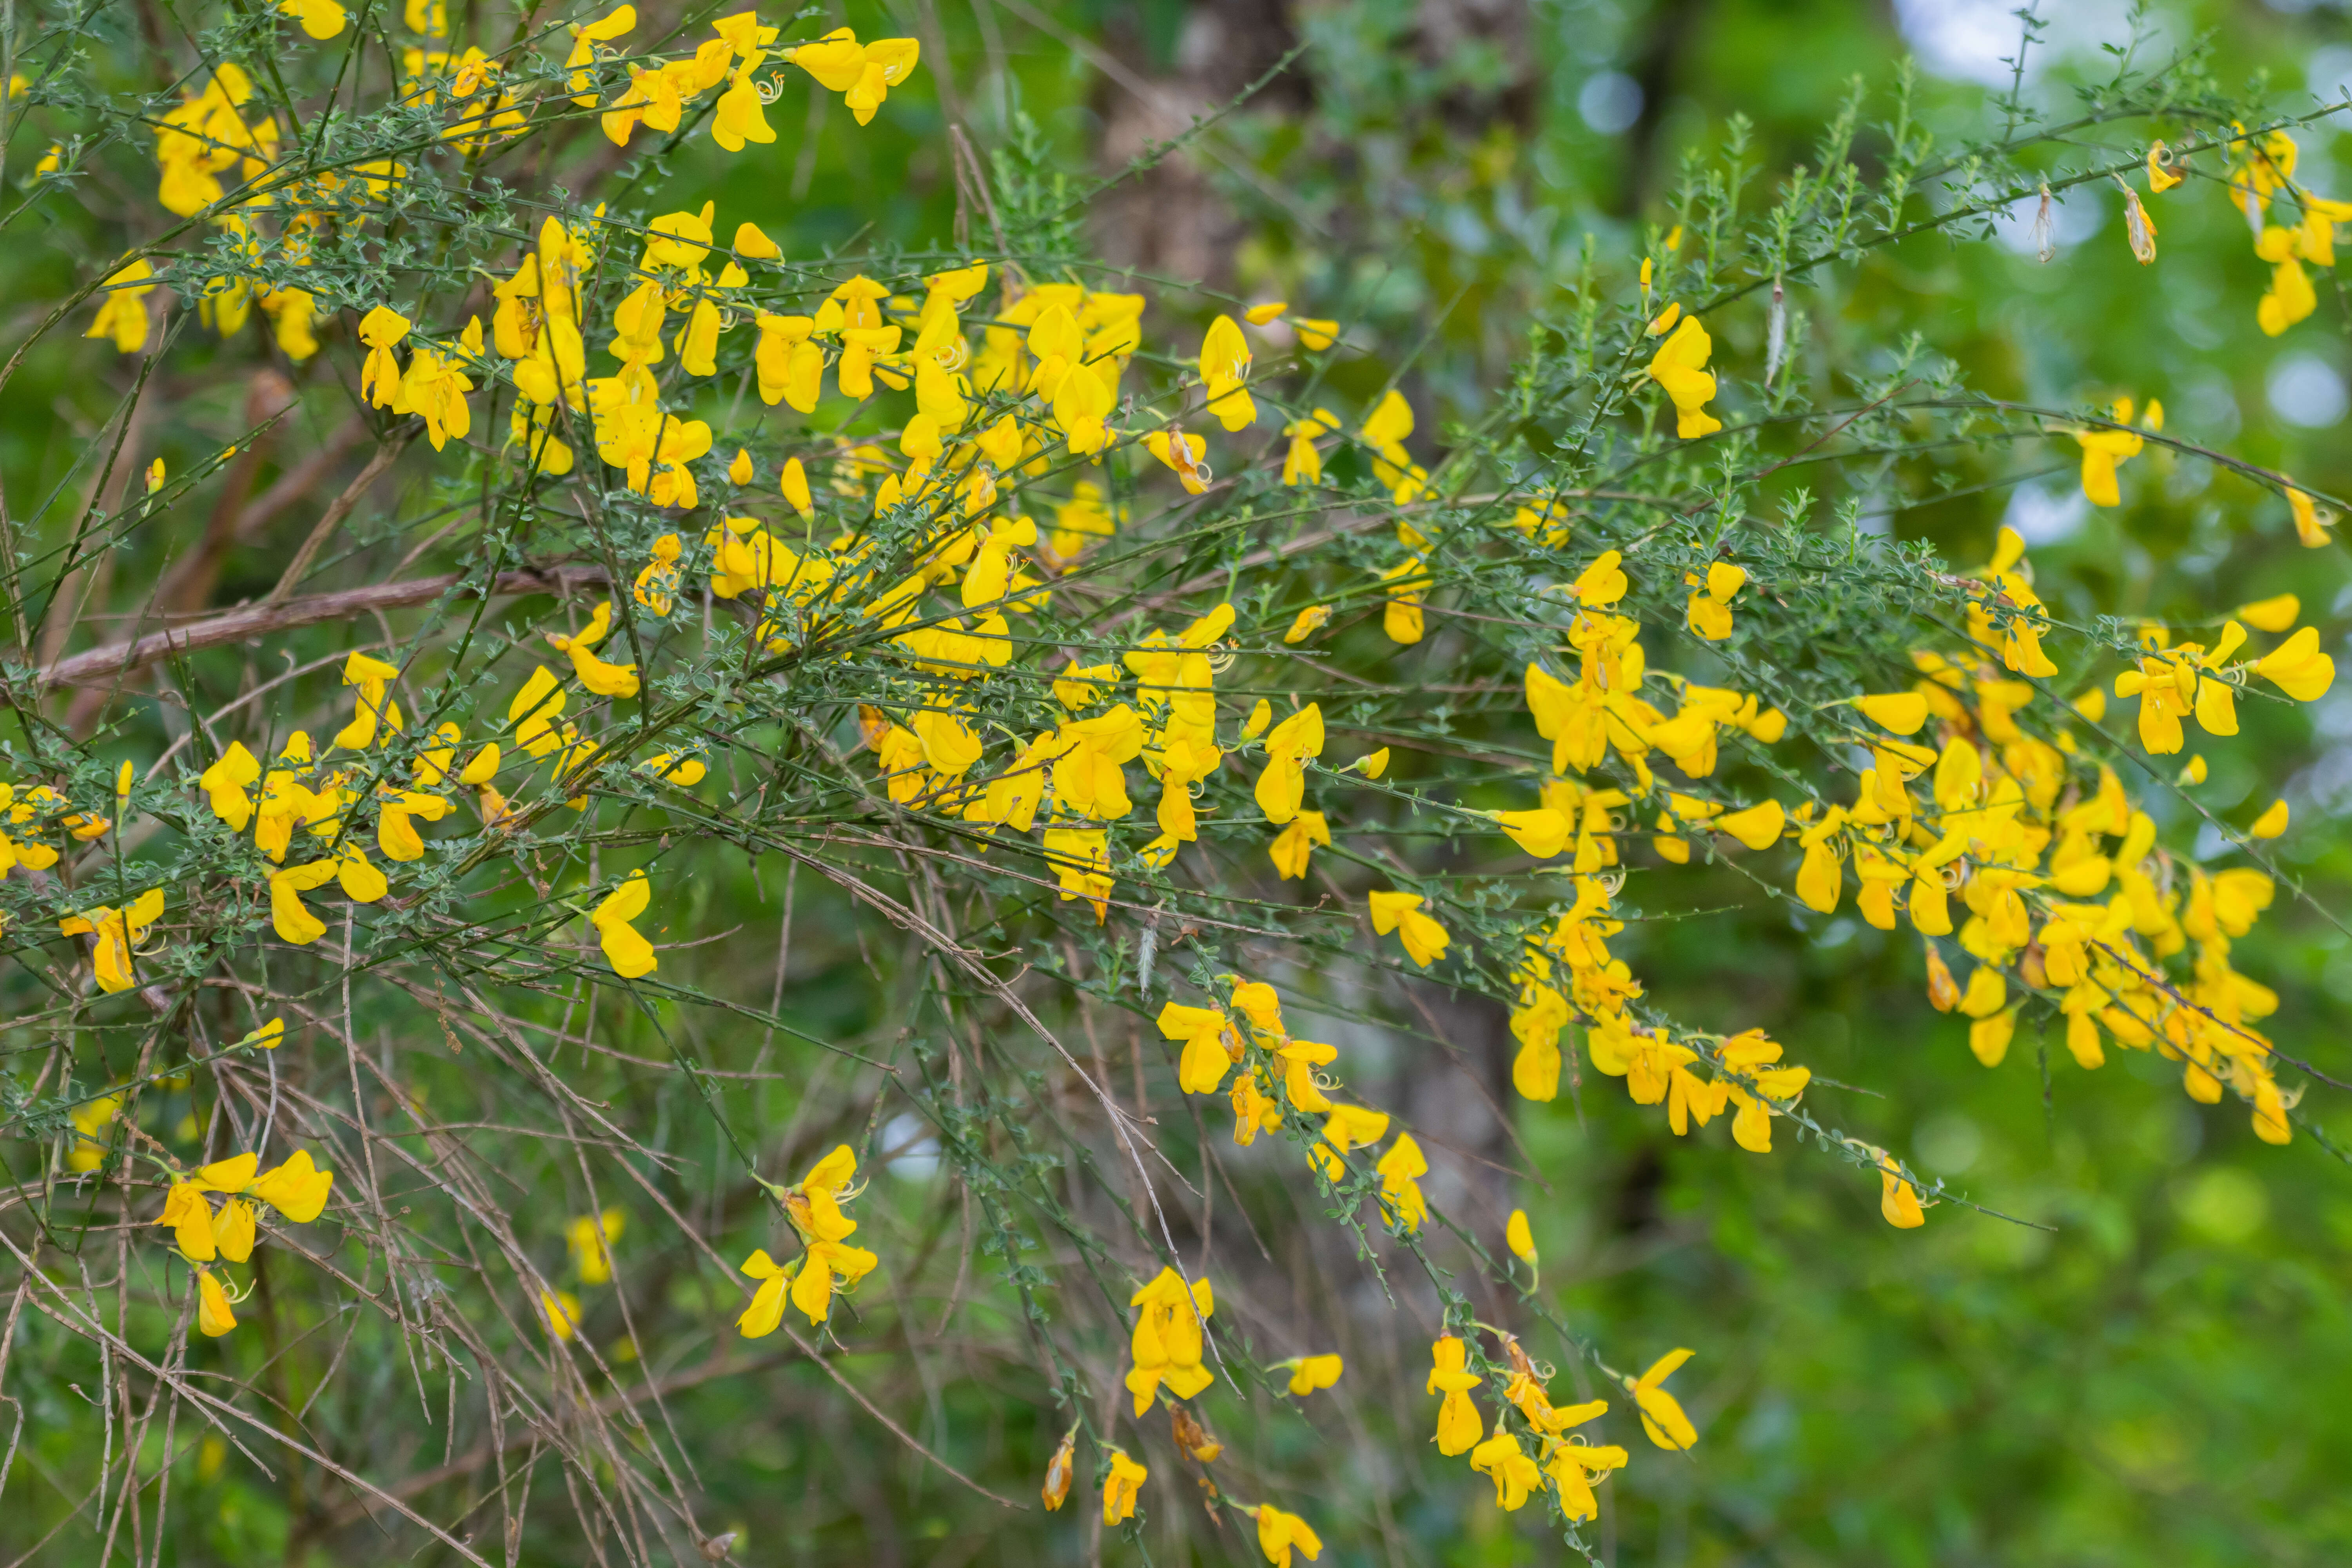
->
[1,2,2345,1561]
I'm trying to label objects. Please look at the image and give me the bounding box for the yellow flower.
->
[541,1289,581,1339]
[1470,1430,1543,1510]
[67,1091,122,1172]
[1282,408,1338,485]
[1124,1265,1216,1412]
[376,784,452,860]
[1285,1353,1343,1396]
[1624,1348,1697,1450]
[1255,702,1325,824]
[1489,807,1569,858]
[1570,548,1627,607]
[1854,691,1928,734]
[564,5,635,103]
[86,260,156,354]
[1158,1001,1234,1095]
[734,1148,879,1328]
[1310,1103,1391,1180]
[1684,560,1746,640]
[196,1267,239,1337]
[2286,485,2335,548]
[2146,140,2180,192]
[1199,314,1255,430]
[508,665,568,757]
[245,1149,336,1222]
[1293,318,1339,350]
[1376,1133,1428,1231]
[1360,388,1413,465]
[157,1150,336,1265]
[2074,397,2157,505]
[213,1198,257,1262]
[60,888,165,992]
[1644,315,1720,437]
[546,600,642,698]
[331,650,403,750]
[2237,592,2299,632]
[711,52,777,151]
[1875,1148,1926,1228]
[2256,223,2318,335]
[1544,1435,1630,1521]
[2254,626,2334,701]
[1506,1209,1537,1265]
[590,870,657,978]
[1268,810,1330,880]
[266,858,343,945]
[566,1208,624,1283]
[1252,1503,1324,1566]
[1101,1446,1147,1525]
[1717,799,1784,849]
[1426,1335,1484,1455]
[278,0,347,39]
[1145,428,1212,494]
[357,305,411,407]
[2250,797,2289,838]
[1282,604,1331,644]
[787,29,920,125]
[734,1248,793,1337]
[1367,889,1449,967]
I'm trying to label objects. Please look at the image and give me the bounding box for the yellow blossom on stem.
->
[1273,605,1331,650]
[1252,1504,1324,1566]
[357,306,411,407]
[590,870,657,978]
[1285,1353,1343,1395]
[2074,397,2157,506]
[1426,1336,1484,1455]
[2286,485,2335,548]
[1282,408,1338,485]
[1158,1001,1234,1095]
[1368,890,1449,967]
[196,1267,239,1337]
[1199,314,1255,430]
[1684,561,1746,640]
[1376,1134,1429,1230]
[1645,315,1720,437]
[2256,223,2318,335]
[2255,626,2335,700]
[1469,1430,1543,1511]
[59,888,164,993]
[1101,1447,1147,1525]
[786,28,921,126]
[1145,428,1212,494]
[1310,1103,1391,1178]
[566,1208,624,1283]
[1124,1265,1215,1413]
[1624,1348,1697,1450]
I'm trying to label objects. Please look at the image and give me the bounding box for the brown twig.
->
[33,565,610,693]
[266,429,415,604]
